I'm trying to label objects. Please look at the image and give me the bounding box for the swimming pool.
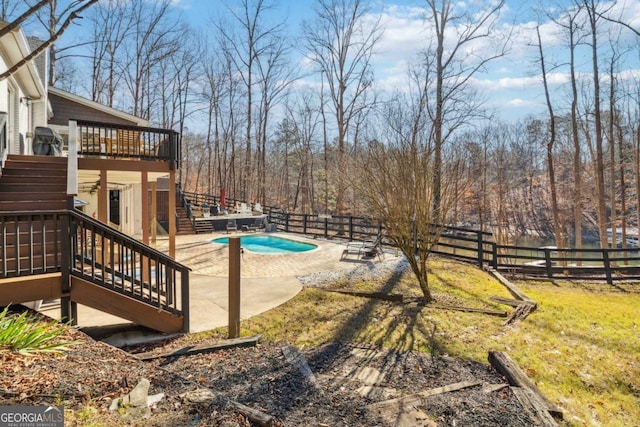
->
[211,235,317,254]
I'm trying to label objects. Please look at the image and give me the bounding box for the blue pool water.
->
[211,235,317,254]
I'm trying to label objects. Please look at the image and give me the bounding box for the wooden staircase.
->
[0,155,189,333]
[0,156,67,278]
[0,155,68,212]
[176,205,196,235]
[194,219,215,234]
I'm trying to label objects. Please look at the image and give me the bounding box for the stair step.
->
[0,175,66,184]
[0,200,68,211]
[2,232,62,246]
[0,192,67,202]
[1,241,60,258]
[1,167,66,177]
[6,155,67,165]
[0,183,66,192]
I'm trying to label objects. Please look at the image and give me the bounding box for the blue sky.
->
[166,0,640,123]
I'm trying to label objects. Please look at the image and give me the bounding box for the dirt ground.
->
[0,320,538,426]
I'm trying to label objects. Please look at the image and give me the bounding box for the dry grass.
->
[225,257,640,427]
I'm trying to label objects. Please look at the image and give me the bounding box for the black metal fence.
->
[267,211,640,284]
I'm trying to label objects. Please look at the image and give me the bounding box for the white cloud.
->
[505,98,538,107]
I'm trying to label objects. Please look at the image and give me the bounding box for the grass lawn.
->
[211,257,640,427]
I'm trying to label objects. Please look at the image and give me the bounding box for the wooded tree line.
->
[8,0,640,249]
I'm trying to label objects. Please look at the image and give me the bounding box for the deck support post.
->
[169,171,176,257]
[98,169,108,223]
[141,171,149,245]
[228,237,241,339]
[151,181,157,244]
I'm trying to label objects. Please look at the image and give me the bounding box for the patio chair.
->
[238,202,252,215]
[226,219,237,233]
[341,232,384,260]
[360,233,385,260]
[247,217,265,232]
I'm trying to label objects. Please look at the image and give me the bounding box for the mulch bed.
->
[1,317,537,426]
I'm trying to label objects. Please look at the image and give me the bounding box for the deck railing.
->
[73,119,181,170]
[0,209,190,328]
[0,211,65,278]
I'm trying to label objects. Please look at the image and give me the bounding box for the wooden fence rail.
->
[267,211,639,284]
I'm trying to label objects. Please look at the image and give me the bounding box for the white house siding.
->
[0,27,47,157]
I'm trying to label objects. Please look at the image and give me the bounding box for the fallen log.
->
[504,303,536,325]
[488,351,562,420]
[485,268,536,305]
[321,288,404,302]
[368,379,482,410]
[482,383,509,394]
[432,303,508,317]
[510,386,558,427]
[231,401,279,427]
[134,335,262,361]
[281,345,323,394]
[490,296,534,308]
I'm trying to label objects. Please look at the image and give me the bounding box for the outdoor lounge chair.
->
[341,232,384,260]
[226,219,237,233]
[360,233,385,260]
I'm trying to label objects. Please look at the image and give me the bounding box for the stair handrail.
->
[68,209,190,330]
[69,209,190,266]
[0,208,191,331]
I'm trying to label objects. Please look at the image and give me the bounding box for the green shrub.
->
[0,306,81,355]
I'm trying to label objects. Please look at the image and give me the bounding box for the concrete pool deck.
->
[39,232,381,340]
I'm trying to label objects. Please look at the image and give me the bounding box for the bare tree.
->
[284,92,322,213]
[217,0,285,202]
[255,32,297,205]
[28,0,100,87]
[0,0,99,81]
[88,0,133,106]
[567,6,585,252]
[303,0,382,218]
[0,0,49,38]
[582,0,612,249]
[536,26,565,249]
[354,134,469,303]
[0,0,21,20]
[423,0,508,210]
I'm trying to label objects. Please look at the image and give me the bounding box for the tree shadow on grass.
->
[305,260,451,385]
[430,270,504,310]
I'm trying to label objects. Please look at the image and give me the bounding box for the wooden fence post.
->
[492,243,498,269]
[285,213,290,233]
[303,214,308,235]
[348,216,354,241]
[602,250,613,285]
[324,217,329,238]
[544,248,553,279]
[477,231,484,268]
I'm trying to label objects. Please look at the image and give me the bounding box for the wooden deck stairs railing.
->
[0,155,190,333]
